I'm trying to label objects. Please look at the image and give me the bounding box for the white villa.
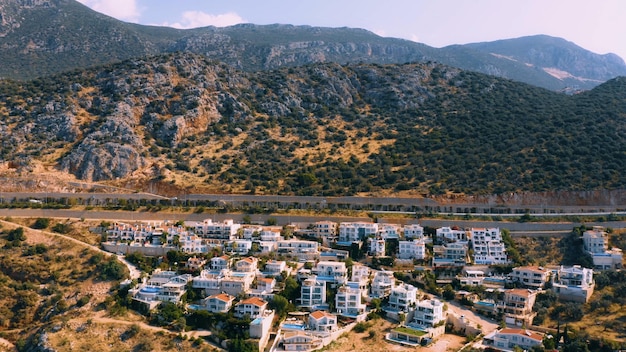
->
[411,298,445,328]
[201,293,236,313]
[338,222,379,243]
[298,275,327,310]
[308,310,338,333]
[483,328,544,352]
[436,227,468,243]
[335,282,366,318]
[194,219,240,241]
[378,224,401,240]
[387,283,418,313]
[368,237,386,256]
[583,226,623,270]
[552,265,595,303]
[371,270,396,299]
[211,255,231,271]
[403,224,424,240]
[432,242,468,267]
[312,261,348,285]
[398,240,426,260]
[509,266,551,289]
[471,228,509,265]
[234,297,268,319]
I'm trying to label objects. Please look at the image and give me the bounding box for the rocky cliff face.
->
[1,51,626,196]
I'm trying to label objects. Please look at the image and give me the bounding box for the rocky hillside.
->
[1,52,626,196]
[1,0,625,91]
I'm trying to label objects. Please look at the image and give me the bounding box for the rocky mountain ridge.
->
[0,0,625,91]
[1,52,626,197]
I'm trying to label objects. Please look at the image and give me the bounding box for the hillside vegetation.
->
[1,52,626,196]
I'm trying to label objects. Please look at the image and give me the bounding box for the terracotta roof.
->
[310,311,333,320]
[499,328,543,341]
[240,297,267,307]
[507,288,534,298]
[210,293,234,302]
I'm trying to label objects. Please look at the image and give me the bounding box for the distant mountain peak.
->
[0,0,625,91]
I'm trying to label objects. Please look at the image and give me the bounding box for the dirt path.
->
[0,219,141,280]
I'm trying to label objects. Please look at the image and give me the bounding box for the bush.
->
[31,218,50,229]
[353,322,369,333]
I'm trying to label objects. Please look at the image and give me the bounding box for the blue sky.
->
[77,0,626,60]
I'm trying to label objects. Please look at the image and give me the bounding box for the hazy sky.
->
[76,0,626,61]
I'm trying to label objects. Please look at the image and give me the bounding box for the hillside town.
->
[99,219,623,352]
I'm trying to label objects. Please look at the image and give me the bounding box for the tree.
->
[269,295,290,318]
[99,257,127,280]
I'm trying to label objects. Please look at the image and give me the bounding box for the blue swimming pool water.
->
[282,323,306,330]
[140,287,160,294]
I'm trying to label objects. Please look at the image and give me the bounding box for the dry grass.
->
[321,318,465,352]
[45,318,218,352]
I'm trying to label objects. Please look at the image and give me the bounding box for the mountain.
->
[460,35,626,91]
[1,52,626,196]
[1,0,625,91]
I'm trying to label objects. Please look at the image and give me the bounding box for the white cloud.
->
[76,0,141,22]
[164,11,246,29]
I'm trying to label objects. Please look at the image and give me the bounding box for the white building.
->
[403,224,424,240]
[338,222,379,243]
[483,328,544,352]
[378,224,401,240]
[432,242,468,267]
[242,226,263,239]
[335,282,366,317]
[201,293,236,313]
[235,257,259,272]
[315,221,337,241]
[313,261,348,285]
[308,310,338,333]
[351,264,371,290]
[210,255,230,271]
[264,260,287,276]
[194,219,240,241]
[370,270,396,299]
[277,240,320,260]
[583,226,623,270]
[298,276,326,310]
[398,240,426,260]
[234,297,268,319]
[368,237,386,256]
[387,283,418,312]
[225,239,252,254]
[509,266,551,289]
[471,228,509,265]
[411,298,446,328]
[552,265,595,303]
[436,227,468,243]
[260,229,283,242]
[458,269,485,286]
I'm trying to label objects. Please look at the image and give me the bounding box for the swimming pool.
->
[140,287,160,294]
[282,323,306,330]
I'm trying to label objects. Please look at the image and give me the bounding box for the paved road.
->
[2,208,626,233]
[3,191,625,214]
